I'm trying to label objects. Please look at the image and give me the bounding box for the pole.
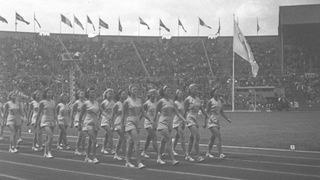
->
[177,18,180,36]
[33,12,35,33]
[60,16,62,34]
[86,18,88,34]
[138,20,140,36]
[201,40,214,79]
[232,15,235,112]
[73,15,75,34]
[131,41,151,78]
[15,12,17,32]
[197,18,199,36]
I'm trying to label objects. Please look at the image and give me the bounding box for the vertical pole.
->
[197,18,200,36]
[177,19,180,36]
[73,15,75,34]
[86,18,88,34]
[15,12,17,32]
[33,12,35,33]
[138,21,140,36]
[60,18,61,34]
[232,15,235,112]
[159,19,161,36]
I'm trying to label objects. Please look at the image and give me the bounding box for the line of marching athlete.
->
[0,83,231,169]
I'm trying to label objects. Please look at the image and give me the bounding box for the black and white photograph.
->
[0,0,319,179]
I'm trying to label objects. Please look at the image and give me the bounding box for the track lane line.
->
[0,173,28,180]
[0,159,132,180]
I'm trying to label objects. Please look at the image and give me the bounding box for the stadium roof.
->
[279,4,320,25]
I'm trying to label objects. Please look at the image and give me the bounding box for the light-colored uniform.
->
[0,102,3,126]
[207,98,222,128]
[173,100,184,129]
[73,100,85,128]
[5,101,23,126]
[124,97,142,132]
[57,103,71,126]
[113,101,123,131]
[40,100,56,128]
[82,100,100,131]
[185,96,202,128]
[30,100,39,126]
[157,98,175,132]
[143,100,157,129]
[100,99,115,128]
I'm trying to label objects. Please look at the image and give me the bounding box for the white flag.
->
[233,20,259,77]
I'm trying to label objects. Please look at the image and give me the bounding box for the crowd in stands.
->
[0,33,319,110]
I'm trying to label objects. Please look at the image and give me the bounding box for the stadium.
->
[0,1,319,180]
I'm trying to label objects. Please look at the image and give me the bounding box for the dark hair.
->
[159,85,168,98]
[75,89,85,100]
[103,89,113,100]
[59,93,68,103]
[128,84,137,97]
[42,88,52,99]
[32,90,40,101]
[174,89,182,101]
[85,87,95,99]
[114,89,125,101]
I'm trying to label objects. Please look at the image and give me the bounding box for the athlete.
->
[100,89,115,155]
[141,89,159,159]
[154,85,186,165]
[184,84,207,162]
[70,90,86,155]
[56,93,71,150]
[79,87,100,164]
[27,90,42,151]
[172,89,187,156]
[37,88,57,158]
[204,87,231,159]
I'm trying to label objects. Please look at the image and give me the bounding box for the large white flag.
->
[233,20,259,77]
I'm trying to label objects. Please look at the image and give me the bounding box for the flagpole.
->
[138,19,140,36]
[159,19,161,36]
[201,40,214,79]
[197,18,200,36]
[60,17,62,34]
[33,12,35,33]
[73,15,75,34]
[232,15,235,112]
[98,16,100,36]
[177,19,180,36]
[86,17,88,34]
[15,12,17,32]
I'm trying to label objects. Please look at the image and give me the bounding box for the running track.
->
[0,133,320,180]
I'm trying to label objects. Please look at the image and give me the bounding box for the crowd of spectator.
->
[0,33,319,110]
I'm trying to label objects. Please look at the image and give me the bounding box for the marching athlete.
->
[112,89,127,160]
[172,89,187,156]
[155,85,186,165]
[56,93,71,150]
[79,87,100,163]
[27,90,42,151]
[184,84,207,162]
[141,89,159,159]
[71,90,86,155]
[0,96,5,141]
[36,88,57,158]
[100,89,115,155]
[204,87,231,159]
[122,84,150,169]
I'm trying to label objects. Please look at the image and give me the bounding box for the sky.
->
[0,0,319,36]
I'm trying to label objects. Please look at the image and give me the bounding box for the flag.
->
[118,18,122,32]
[0,15,8,23]
[139,17,150,30]
[199,17,211,29]
[74,15,84,30]
[16,12,30,25]
[34,13,41,28]
[257,17,260,33]
[61,14,72,28]
[233,19,259,77]
[215,18,221,35]
[87,15,95,31]
[178,19,187,32]
[159,19,170,32]
[99,18,108,29]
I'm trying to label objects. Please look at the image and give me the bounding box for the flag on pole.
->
[178,19,187,32]
[61,14,72,28]
[118,18,122,32]
[160,19,170,32]
[257,17,260,33]
[87,15,95,31]
[215,18,221,35]
[34,14,41,28]
[16,12,30,25]
[99,18,108,29]
[74,15,84,30]
[0,15,8,23]
[199,17,211,29]
[139,17,150,30]
[233,19,259,77]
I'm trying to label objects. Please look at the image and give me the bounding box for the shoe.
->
[156,159,166,165]
[196,156,204,162]
[141,151,150,158]
[101,149,109,154]
[111,150,116,155]
[92,157,99,164]
[161,153,166,158]
[219,154,226,159]
[82,151,87,156]
[35,144,40,148]
[17,138,23,144]
[172,150,178,156]
[32,147,40,152]
[46,152,54,159]
[114,154,123,161]
[9,148,18,153]
[185,155,195,162]
[125,162,135,168]
[84,157,93,163]
[172,160,179,165]
[74,150,82,155]
[57,145,63,150]
[137,162,146,169]
[65,145,71,150]
[205,152,215,158]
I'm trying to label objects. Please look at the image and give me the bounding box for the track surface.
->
[0,133,320,180]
